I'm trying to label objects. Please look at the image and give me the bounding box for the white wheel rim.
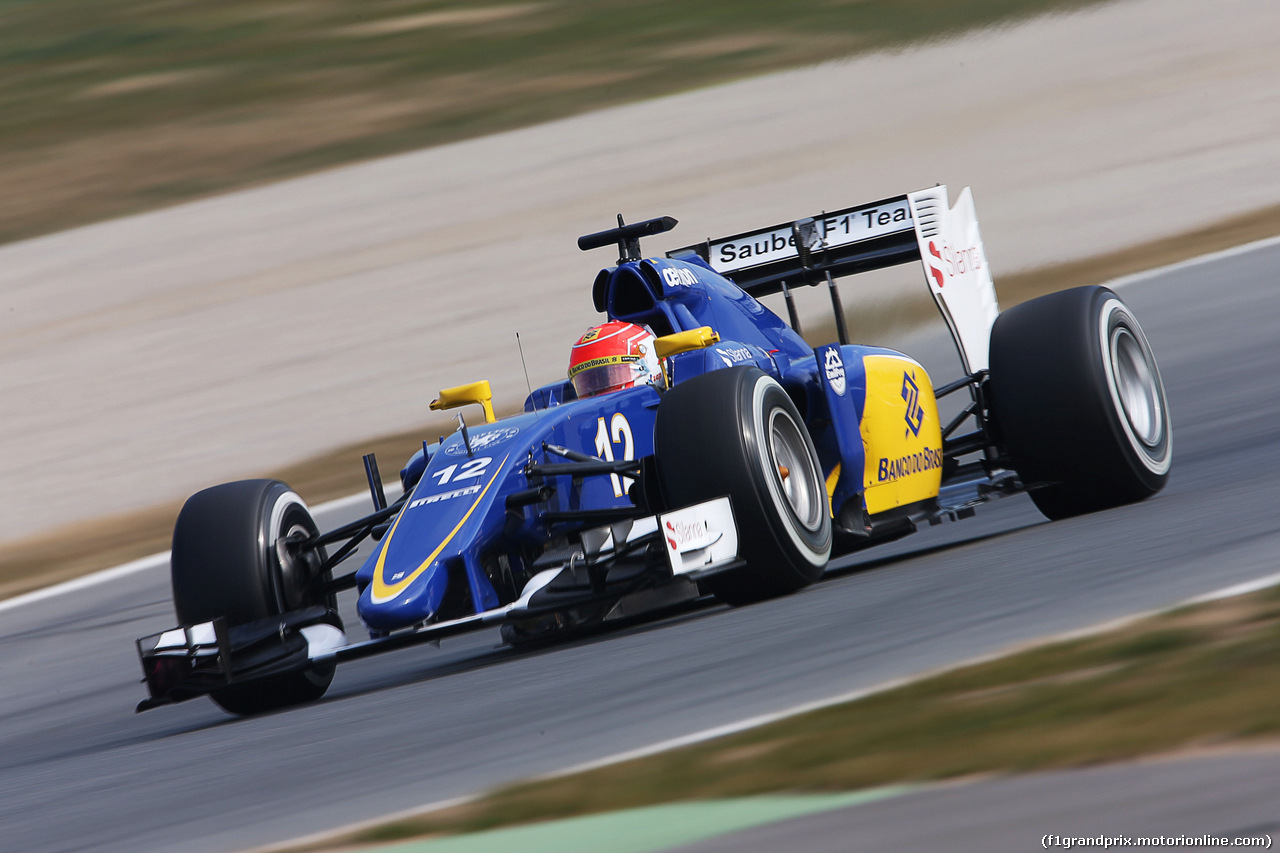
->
[1111,327,1163,447]
[767,406,824,532]
[268,491,315,611]
[1099,299,1171,475]
[749,376,830,565]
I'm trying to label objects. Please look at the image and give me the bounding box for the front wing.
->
[135,497,742,711]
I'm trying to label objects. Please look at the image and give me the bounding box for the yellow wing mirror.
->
[430,380,496,424]
[654,326,720,359]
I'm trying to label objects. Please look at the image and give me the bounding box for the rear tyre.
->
[989,286,1171,519]
[171,479,337,714]
[655,367,831,605]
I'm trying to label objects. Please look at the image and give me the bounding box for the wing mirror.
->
[431,380,496,424]
[654,326,720,359]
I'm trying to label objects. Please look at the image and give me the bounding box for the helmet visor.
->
[571,361,637,398]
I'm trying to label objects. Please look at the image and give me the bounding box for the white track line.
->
[1104,234,1280,290]
[1185,571,1280,605]
[0,491,382,615]
[8,234,1280,620]
[0,551,173,614]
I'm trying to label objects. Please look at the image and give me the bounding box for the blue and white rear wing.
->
[668,185,1000,374]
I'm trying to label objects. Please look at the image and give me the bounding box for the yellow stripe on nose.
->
[370,454,510,604]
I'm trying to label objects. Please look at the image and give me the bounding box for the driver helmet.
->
[568,321,663,398]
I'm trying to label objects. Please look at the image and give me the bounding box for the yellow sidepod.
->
[860,354,944,515]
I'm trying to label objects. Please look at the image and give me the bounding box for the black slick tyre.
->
[988,286,1171,519]
[171,479,337,715]
[654,367,831,605]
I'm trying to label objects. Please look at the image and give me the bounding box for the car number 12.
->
[430,456,491,486]
[594,414,634,497]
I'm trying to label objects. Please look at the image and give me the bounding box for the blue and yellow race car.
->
[136,185,1171,715]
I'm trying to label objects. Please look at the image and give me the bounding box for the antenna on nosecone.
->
[516,332,539,420]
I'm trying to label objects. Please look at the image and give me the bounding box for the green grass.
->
[317,586,1280,847]
[0,0,1113,244]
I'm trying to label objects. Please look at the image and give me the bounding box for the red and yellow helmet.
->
[568,321,663,398]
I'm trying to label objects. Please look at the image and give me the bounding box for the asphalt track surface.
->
[3,242,1280,853]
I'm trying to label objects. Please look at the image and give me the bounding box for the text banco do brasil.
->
[878,448,943,482]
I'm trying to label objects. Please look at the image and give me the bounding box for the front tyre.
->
[655,367,831,605]
[171,479,338,714]
[989,286,1171,519]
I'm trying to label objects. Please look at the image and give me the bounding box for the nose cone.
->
[357,559,449,631]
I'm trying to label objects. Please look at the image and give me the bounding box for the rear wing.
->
[667,185,999,374]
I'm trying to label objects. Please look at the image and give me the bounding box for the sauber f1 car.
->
[136,186,1171,714]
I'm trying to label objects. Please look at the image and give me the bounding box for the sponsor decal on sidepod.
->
[877,448,943,483]
[824,348,846,396]
[902,371,924,437]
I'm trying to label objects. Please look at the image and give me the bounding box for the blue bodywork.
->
[354,256,872,633]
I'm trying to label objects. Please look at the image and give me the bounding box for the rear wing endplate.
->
[667,185,1000,373]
